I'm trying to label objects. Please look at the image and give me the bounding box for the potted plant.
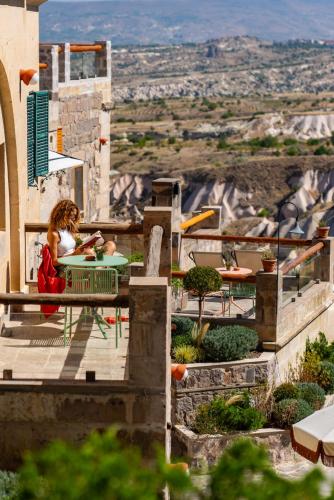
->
[94,245,105,261]
[261,249,277,273]
[317,220,330,239]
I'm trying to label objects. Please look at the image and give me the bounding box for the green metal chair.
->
[63,266,121,347]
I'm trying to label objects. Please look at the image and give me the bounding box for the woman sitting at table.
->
[47,199,116,272]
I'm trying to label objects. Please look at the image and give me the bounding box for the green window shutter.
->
[27,93,35,186]
[34,90,49,177]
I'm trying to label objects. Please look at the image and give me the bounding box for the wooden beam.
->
[0,293,129,308]
[281,242,324,275]
[181,233,312,247]
[180,210,215,231]
[145,225,163,277]
[25,222,144,235]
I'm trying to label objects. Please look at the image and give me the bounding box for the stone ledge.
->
[173,425,295,470]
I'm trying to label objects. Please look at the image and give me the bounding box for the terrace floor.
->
[0,306,129,381]
[181,294,255,319]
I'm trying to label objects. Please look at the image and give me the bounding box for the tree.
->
[183,266,222,325]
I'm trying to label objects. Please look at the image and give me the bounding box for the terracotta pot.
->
[262,259,277,273]
[317,226,330,239]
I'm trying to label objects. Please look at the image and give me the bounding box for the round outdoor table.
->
[58,254,128,267]
[216,267,252,280]
[58,254,128,343]
[216,267,253,315]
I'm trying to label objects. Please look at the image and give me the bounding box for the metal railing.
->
[24,222,144,285]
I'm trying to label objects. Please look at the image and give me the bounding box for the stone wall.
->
[0,277,171,468]
[173,426,296,470]
[172,353,277,426]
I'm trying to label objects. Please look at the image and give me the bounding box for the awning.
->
[48,150,84,173]
[291,404,334,466]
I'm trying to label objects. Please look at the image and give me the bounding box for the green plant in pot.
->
[261,249,277,273]
[94,245,105,261]
[317,220,330,239]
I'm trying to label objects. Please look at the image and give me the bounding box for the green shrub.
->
[173,345,202,364]
[257,208,270,218]
[171,333,193,350]
[300,351,321,384]
[283,138,298,146]
[272,398,313,429]
[286,146,301,156]
[314,145,331,155]
[202,326,258,362]
[273,383,300,403]
[296,382,325,410]
[307,138,320,146]
[193,395,265,434]
[317,361,334,393]
[306,332,334,361]
[171,316,194,336]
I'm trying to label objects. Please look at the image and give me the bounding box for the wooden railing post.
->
[144,208,172,283]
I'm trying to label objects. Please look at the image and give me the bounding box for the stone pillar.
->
[144,207,172,283]
[129,277,171,458]
[39,45,59,97]
[315,237,334,283]
[191,205,222,231]
[256,270,282,343]
[64,43,71,84]
[58,43,66,83]
[94,41,111,78]
[152,178,182,231]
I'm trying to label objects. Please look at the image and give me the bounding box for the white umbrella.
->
[291,405,334,466]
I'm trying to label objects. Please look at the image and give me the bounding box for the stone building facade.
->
[0,0,46,292]
[39,42,112,222]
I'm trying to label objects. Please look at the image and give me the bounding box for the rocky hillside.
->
[110,157,334,239]
[112,37,334,101]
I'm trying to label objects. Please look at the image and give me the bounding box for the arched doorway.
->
[0,59,21,291]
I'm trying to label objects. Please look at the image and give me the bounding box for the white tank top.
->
[57,229,76,257]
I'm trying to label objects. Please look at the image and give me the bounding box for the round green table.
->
[58,254,128,267]
[58,254,128,346]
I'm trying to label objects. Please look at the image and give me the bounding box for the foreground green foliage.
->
[193,393,265,434]
[210,438,327,500]
[5,430,334,499]
[16,429,191,500]
[171,315,194,336]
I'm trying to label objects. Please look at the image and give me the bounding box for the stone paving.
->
[0,306,129,381]
[181,293,255,318]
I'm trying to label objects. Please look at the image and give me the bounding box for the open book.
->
[79,231,104,250]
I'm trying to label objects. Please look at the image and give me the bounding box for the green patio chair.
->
[63,266,121,347]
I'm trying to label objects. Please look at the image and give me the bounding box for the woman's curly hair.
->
[49,199,80,234]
